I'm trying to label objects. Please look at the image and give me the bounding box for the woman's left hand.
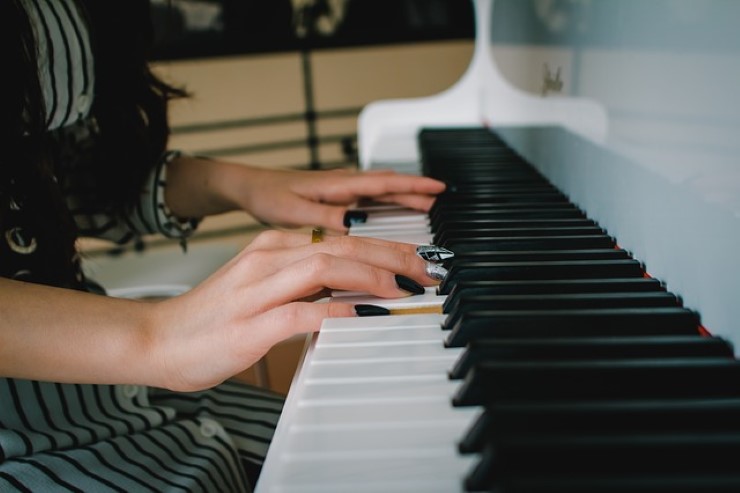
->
[235,167,446,232]
[165,157,446,233]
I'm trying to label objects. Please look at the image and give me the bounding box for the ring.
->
[311,227,324,243]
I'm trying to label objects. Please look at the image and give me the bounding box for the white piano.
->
[256,1,740,491]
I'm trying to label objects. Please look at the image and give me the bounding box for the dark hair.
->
[0,0,187,288]
[81,0,188,210]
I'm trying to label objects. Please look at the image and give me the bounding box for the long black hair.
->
[0,0,187,288]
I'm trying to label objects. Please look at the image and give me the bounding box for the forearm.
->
[164,154,262,218]
[0,278,158,386]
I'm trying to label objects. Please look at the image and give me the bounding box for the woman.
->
[0,0,446,490]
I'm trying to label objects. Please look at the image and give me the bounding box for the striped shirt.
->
[2,2,281,491]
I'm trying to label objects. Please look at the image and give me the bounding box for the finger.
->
[248,230,419,254]
[242,253,423,312]
[337,174,446,198]
[311,236,434,285]
[244,300,356,348]
[364,192,439,212]
[291,198,350,233]
[310,174,445,205]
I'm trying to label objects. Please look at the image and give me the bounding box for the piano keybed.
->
[256,127,740,493]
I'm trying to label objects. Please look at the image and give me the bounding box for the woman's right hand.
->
[147,230,441,393]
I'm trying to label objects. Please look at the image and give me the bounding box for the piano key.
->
[443,278,666,310]
[449,335,733,380]
[459,396,740,455]
[466,433,740,492]
[434,226,606,245]
[430,207,586,223]
[441,291,682,328]
[441,248,630,263]
[496,474,740,493]
[444,307,701,347]
[431,218,598,232]
[441,235,616,253]
[438,259,644,294]
[453,358,740,407]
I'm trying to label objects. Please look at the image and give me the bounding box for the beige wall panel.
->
[311,40,473,109]
[316,116,357,136]
[153,53,304,125]
[167,122,306,154]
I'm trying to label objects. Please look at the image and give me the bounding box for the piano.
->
[256,1,740,491]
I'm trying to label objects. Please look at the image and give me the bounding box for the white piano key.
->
[350,227,429,237]
[267,453,475,493]
[306,357,457,380]
[320,313,444,330]
[314,341,462,360]
[301,375,461,403]
[364,210,428,223]
[292,398,478,427]
[284,421,468,454]
[349,221,429,233]
[316,326,444,346]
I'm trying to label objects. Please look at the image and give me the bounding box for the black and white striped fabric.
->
[1,2,283,491]
[22,0,95,130]
[0,379,283,492]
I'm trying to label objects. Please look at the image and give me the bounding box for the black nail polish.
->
[395,274,425,295]
[343,210,368,227]
[355,304,391,317]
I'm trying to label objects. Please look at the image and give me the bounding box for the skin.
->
[0,156,446,392]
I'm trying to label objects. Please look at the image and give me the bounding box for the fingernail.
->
[416,245,455,262]
[355,304,391,317]
[395,274,425,295]
[343,210,368,227]
[425,262,448,281]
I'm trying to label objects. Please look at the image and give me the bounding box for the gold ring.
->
[311,227,324,243]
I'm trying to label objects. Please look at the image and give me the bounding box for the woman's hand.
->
[165,157,446,233]
[147,231,441,392]
[235,167,445,232]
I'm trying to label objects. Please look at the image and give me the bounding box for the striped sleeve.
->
[122,150,202,243]
[62,146,201,247]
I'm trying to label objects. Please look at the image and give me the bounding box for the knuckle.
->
[305,252,333,275]
[252,230,283,249]
[239,249,269,267]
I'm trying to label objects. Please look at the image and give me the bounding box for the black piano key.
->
[448,334,730,380]
[430,218,598,234]
[438,259,643,294]
[459,396,740,455]
[498,474,740,493]
[467,434,740,492]
[441,248,630,266]
[443,278,665,311]
[453,357,740,407]
[445,307,700,348]
[435,226,606,246]
[435,189,564,198]
[441,235,616,254]
[430,207,586,223]
[442,292,681,331]
[443,290,681,325]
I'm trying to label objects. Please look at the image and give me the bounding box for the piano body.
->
[256,1,740,491]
